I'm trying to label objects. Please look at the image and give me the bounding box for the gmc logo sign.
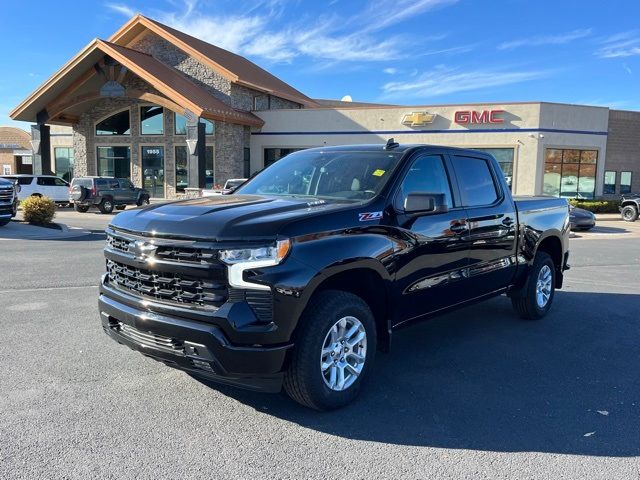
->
[455,110,504,124]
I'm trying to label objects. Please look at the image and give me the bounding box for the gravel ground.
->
[0,215,638,479]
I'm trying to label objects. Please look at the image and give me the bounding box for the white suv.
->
[1,174,70,203]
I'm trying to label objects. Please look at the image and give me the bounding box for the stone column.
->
[30,124,53,175]
[186,118,206,189]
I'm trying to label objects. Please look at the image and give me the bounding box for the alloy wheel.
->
[536,265,552,308]
[320,316,367,391]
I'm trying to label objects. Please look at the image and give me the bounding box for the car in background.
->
[0,174,70,204]
[620,194,639,222]
[0,177,19,226]
[569,205,596,231]
[201,178,248,197]
[69,177,149,214]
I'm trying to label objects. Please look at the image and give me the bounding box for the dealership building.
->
[9,14,640,199]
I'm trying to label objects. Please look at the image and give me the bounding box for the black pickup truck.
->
[99,142,570,410]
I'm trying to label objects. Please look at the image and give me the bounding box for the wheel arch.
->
[535,234,563,287]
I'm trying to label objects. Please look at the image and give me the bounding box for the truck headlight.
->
[219,239,290,265]
[220,240,291,290]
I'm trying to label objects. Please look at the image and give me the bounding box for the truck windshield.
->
[236,150,403,201]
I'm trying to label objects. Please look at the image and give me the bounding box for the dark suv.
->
[70,177,149,214]
[0,177,18,226]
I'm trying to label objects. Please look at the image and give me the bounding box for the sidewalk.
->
[595,213,623,222]
[0,220,90,240]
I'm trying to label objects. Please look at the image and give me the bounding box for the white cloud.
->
[105,3,137,17]
[382,66,548,98]
[498,28,592,50]
[595,31,640,58]
[148,0,459,64]
[383,67,398,75]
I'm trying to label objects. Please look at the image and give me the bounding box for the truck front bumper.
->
[99,282,292,393]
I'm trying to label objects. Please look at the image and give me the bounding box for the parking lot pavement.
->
[0,224,639,479]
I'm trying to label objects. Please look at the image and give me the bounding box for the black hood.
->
[109,194,356,241]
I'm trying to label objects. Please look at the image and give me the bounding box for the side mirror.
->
[404,192,448,215]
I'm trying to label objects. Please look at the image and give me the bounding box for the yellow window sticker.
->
[372,169,386,177]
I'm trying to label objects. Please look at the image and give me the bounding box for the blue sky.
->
[1,0,640,130]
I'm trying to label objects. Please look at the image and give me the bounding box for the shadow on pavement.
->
[194,290,640,457]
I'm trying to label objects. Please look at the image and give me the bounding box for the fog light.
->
[191,359,214,372]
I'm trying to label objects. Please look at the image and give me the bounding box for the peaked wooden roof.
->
[109,14,318,107]
[10,38,264,127]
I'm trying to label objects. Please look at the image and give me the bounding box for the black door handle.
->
[502,217,515,227]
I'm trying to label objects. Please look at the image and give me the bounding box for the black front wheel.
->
[136,196,150,207]
[511,251,556,320]
[284,290,376,410]
[98,198,114,214]
[621,205,638,222]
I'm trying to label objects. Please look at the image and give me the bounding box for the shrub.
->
[568,199,621,213]
[21,196,57,224]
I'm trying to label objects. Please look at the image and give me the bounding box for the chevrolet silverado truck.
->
[0,177,19,226]
[99,141,570,410]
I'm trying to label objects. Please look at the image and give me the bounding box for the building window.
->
[604,171,617,194]
[243,148,251,178]
[140,106,164,135]
[543,148,597,199]
[97,146,131,178]
[264,148,306,168]
[96,110,130,135]
[174,114,215,135]
[175,145,215,192]
[54,147,74,182]
[2,165,10,175]
[620,171,632,194]
[472,148,514,189]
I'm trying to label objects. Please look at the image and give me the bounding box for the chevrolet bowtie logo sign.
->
[401,112,436,127]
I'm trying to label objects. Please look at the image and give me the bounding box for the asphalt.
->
[1,211,639,479]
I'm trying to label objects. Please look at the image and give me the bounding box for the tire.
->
[284,290,377,410]
[511,251,555,320]
[72,185,88,202]
[621,205,638,222]
[136,195,150,207]
[74,204,90,213]
[115,205,126,210]
[98,197,114,214]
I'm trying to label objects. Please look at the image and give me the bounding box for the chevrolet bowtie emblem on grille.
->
[401,111,436,127]
[129,240,157,260]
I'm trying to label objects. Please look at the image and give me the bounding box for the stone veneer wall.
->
[70,31,303,198]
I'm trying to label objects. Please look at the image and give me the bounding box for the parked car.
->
[201,178,248,196]
[0,174,70,204]
[69,177,149,214]
[620,194,639,222]
[99,142,570,410]
[569,206,596,231]
[0,177,19,226]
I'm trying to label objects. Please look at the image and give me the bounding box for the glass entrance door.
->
[141,146,165,198]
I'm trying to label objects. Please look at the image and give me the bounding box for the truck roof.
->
[301,143,496,157]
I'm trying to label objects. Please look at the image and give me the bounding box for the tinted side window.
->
[119,179,134,189]
[54,178,68,186]
[398,155,453,208]
[96,179,108,188]
[37,177,57,186]
[451,156,498,207]
[18,177,34,185]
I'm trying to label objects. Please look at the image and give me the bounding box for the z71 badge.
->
[359,211,383,222]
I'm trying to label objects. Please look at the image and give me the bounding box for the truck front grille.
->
[0,188,13,201]
[106,233,217,265]
[109,319,184,354]
[106,259,227,308]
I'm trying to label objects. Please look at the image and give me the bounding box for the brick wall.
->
[605,110,640,196]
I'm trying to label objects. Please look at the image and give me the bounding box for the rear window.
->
[16,177,34,185]
[451,155,499,207]
[72,178,93,188]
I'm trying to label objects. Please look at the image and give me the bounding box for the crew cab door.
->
[390,153,471,323]
[448,154,518,297]
[117,179,137,203]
